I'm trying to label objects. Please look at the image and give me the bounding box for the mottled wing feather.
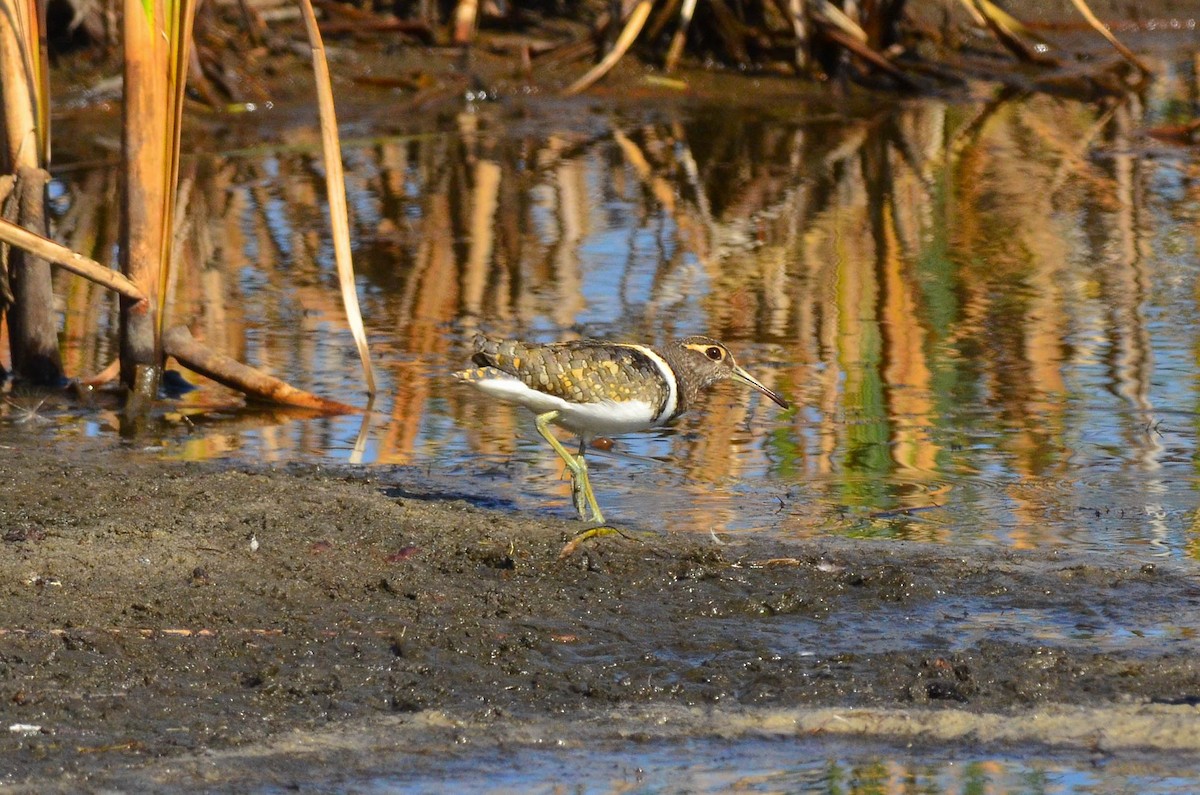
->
[470,336,669,413]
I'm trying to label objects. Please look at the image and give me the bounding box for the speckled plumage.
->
[454,333,789,525]
[463,336,676,421]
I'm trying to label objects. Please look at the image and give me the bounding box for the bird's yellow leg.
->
[535,411,605,524]
[570,438,607,524]
[569,463,591,521]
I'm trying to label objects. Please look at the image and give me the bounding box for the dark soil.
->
[3,434,1200,790]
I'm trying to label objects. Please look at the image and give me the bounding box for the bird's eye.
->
[705,346,723,361]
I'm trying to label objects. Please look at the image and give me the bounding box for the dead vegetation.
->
[0,0,1186,427]
[41,0,1165,104]
[1,0,370,418]
[194,0,1159,99]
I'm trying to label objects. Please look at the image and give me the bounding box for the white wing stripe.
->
[621,344,677,424]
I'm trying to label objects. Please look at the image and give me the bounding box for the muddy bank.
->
[1,433,1199,789]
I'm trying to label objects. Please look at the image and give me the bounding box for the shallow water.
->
[33,54,1200,564]
[355,739,1200,795]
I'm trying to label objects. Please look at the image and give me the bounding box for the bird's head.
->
[672,336,789,409]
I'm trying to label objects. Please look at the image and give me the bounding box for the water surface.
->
[33,56,1200,562]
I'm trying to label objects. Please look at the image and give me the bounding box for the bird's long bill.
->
[731,365,790,409]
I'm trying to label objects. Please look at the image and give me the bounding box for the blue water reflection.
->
[351,736,1200,794]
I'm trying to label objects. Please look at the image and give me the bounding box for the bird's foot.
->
[558,523,634,559]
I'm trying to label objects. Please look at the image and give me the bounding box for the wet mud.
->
[2,437,1200,790]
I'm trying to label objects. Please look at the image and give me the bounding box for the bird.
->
[454,334,790,525]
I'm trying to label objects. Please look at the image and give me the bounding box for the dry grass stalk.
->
[563,0,653,95]
[236,0,270,45]
[163,325,359,413]
[163,0,197,327]
[1067,0,1151,77]
[0,0,62,384]
[24,0,49,164]
[297,0,377,396]
[788,0,809,71]
[967,0,1058,66]
[82,358,121,387]
[3,168,61,382]
[819,26,916,88]
[664,0,697,72]
[0,217,146,300]
[120,0,171,391]
[812,0,867,42]
[703,0,750,63]
[452,0,477,45]
[963,0,1050,46]
[644,0,683,42]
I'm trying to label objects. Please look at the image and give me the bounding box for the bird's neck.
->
[657,343,701,417]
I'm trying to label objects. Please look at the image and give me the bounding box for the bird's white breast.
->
[466,372,659,437]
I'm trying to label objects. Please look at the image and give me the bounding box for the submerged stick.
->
[163,325,360,414]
